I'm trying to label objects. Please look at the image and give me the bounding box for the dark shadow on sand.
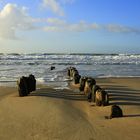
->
[105,114,140,119]
[123,114,140,118]
[107,89,140,94]
[30,88,87,101]
[103,85,140,106]
[109,102,140,106]
[100,85,126,89]
[96,78,113,84]
[30,82,140,105]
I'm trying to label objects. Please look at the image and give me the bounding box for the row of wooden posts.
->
[67,67,109,106]
[67,67,123,118]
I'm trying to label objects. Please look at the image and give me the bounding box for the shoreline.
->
[1,76,140,87]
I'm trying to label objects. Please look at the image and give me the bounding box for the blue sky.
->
[0,0,140,53]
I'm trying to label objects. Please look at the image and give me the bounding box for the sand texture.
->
[0,78,140,140]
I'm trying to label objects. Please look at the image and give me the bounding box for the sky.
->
[0,0,140,53]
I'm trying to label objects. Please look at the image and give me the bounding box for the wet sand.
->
[0,77,140,140]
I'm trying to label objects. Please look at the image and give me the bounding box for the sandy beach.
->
[0,77,140,140]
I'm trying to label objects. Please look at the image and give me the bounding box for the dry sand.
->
[0,78,140,140]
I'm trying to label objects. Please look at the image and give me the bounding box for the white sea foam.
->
[53,87,70,90]
[36,78,45,84]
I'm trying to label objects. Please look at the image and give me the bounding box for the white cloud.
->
[106,24,140,34]
[47,18,66,25]
[0,3,36,39]
[44,18,100,32]
[43,18,140,34]
[42,0,64,16]
[66,21,100,32]
[42,0,74,16]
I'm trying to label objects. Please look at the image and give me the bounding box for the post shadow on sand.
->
[30,84,140,118]
[123,114,140,117]
[30,83,140,105]
[30,88,87,101]
[103,84,140,106]
[100,85,140,92]
[103,84,140,119]
[105,114,140,119]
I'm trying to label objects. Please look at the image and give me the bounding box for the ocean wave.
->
[0,53,140,59]
[0,60,139,66]
[0,53,140,87]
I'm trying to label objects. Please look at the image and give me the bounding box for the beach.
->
[0,77,140,140]
[1,0,140,139]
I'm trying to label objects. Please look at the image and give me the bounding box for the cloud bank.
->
[0,3,140,40]
[106,24,140,34]
[44,18,100,32]
[43,18,140,34]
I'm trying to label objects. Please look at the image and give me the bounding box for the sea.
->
[0,53,140,88]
